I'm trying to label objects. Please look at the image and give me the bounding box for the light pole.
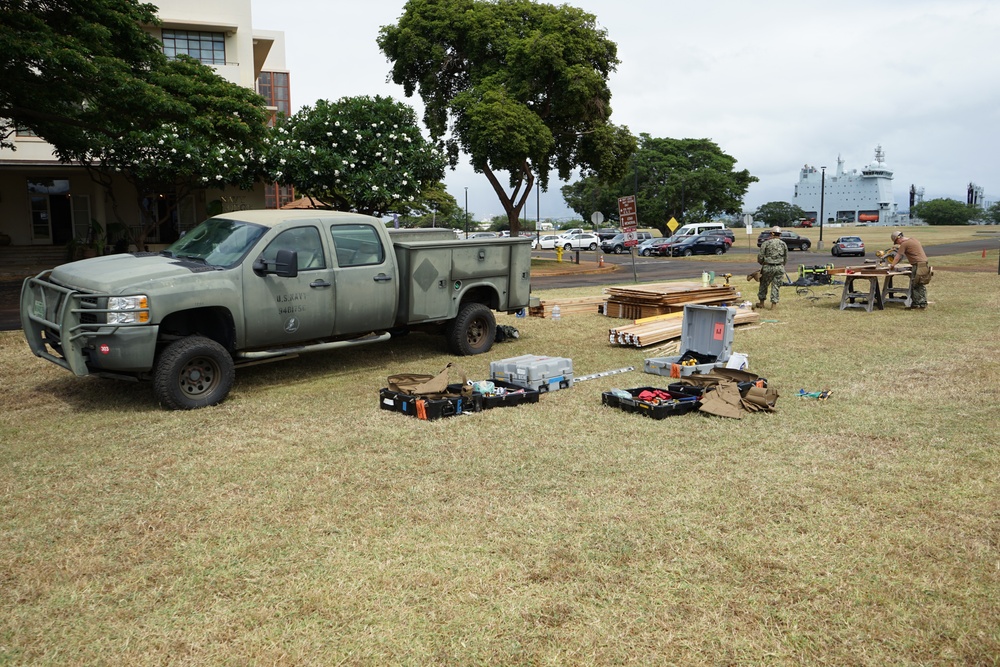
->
[464,187,469,239]
[818,166,826,250]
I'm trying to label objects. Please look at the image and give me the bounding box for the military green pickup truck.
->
[21,210,531,409]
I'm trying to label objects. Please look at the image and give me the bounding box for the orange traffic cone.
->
[598,255,604,268]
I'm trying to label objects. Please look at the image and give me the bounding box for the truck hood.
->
[48,253,219,294]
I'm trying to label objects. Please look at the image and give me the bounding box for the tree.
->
[911,198,976,226]
[754,201,807,227]
[378,0,637,236]
[983,202,1000,225]
[67,56,270,246]
[562,135,757,232]
[0,0,166,152]
[261,96,446,218]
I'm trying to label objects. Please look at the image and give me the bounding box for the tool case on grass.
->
[601,387,701,420]
[490,354,574,392]
[473,379,541,409]
[380,363,478,420]
[379,387,476,420]
[644,305,735,378]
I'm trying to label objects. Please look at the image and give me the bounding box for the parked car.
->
[532,234,561,250]
[756,231,811,251]
[600,231,653,254]
[700,228,735,246]
[637,237,673,257]
[668,233,729,257]
[561,232,601,251]
[596,228,619,241]
[831,236,865,257]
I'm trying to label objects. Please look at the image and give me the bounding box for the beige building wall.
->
[0,0,284,248]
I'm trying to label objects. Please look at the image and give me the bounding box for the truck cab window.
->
[330,224,385,266]
[260,227,325,271]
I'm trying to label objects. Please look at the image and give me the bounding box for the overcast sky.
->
[250,0,999,222]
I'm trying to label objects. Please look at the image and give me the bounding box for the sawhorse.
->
[840,274,884,312]
[881,271,913,308]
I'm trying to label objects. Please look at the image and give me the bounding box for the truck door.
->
[328,223,397,335]
[242,225,335,347]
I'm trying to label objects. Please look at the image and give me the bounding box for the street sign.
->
[666,216,679,233]
[590,211,605,225]
[617,195,637,233]
[623,231,638,247]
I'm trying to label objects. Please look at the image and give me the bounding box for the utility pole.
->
[464,187,469,239]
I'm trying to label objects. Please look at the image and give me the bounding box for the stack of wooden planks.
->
[602,281,740,320]
[529,295,606,318]
[609,307,760,348]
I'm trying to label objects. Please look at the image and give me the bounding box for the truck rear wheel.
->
[154,335,235,410]
[447,303,496,356]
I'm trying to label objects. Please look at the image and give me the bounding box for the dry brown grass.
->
[1,268,998,665]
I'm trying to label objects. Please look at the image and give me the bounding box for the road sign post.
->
[618,195,639,282]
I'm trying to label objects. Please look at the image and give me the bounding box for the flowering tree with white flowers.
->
[262,96,446,217]
[65,55,269,247]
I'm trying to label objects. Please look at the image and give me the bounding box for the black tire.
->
[641,249,650,257]
[447,302,496,356]
[860,251,865,257]
[714,247,724,255]
[832,247,840,256]
[564,243,573,251]
[683,249,693,257]
[153,335,234,410]
[801,243,811,251]
[613,246,623,254]
[588,242,597,251]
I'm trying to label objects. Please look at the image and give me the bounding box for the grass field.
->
[1,246,998,665]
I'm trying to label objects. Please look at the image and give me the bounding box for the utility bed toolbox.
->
[379,386,477,420]
[644,305,735,378]
[490,354,574,392]
[601,387,700,419]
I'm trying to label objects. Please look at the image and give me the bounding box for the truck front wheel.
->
[447,303,496,356]
[154,335,235,410]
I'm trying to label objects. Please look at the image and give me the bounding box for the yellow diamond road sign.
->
[666,217,679,233]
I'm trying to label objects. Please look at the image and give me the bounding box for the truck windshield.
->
[164,218,267,268]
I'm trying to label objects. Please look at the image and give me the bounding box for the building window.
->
[264,183,295,209]
[16,127,38,137]
[162,29,226,65]
[258,71,291,126]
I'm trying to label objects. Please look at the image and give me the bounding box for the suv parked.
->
[756,231,811,251]
[601,231,652,254]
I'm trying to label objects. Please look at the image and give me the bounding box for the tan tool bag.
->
[387,362,471,399]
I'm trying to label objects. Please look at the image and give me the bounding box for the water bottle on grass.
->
[551,305,561,321]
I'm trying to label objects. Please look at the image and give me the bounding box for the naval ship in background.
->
[793,146,907,226]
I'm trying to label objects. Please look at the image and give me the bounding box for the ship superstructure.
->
[793,146,899,225]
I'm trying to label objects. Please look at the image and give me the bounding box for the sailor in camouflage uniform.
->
[756,226,788,310]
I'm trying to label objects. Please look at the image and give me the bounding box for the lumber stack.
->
[529,295,606,318]
[609,307,760,348]
[602,281,740,320]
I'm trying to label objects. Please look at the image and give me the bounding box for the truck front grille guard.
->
[22,274,150,375]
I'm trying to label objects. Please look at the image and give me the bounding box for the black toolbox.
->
[476,380,541,409]
[379,385,478,420]
[601,387,701,420]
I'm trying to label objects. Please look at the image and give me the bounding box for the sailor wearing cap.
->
[755,226,788,311]
[886,230,931,309]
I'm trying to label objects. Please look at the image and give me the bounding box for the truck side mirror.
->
[252,248,298,278]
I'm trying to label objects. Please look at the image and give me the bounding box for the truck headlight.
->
[107,295,150,324]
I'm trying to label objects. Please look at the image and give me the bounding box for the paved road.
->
[2,239,995,332]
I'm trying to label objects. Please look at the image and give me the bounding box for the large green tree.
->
[562,135,757,231]
[0,0,165,152]
[911,198,976,226]
[754,201,807,227]
[378,0,636,235]
[261,96,446,218]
